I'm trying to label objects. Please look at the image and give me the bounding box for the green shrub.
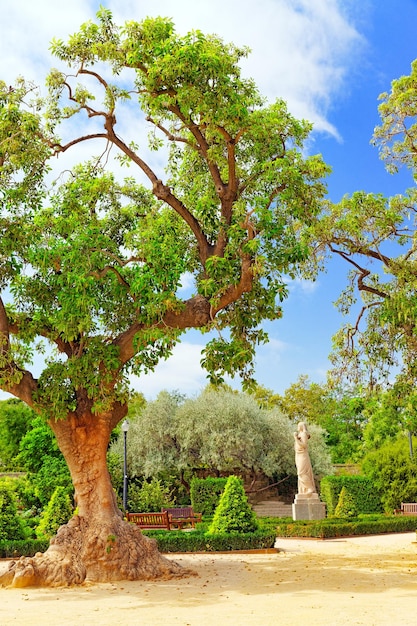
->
[0,482,26,541]
[361,438,417,512]
[36,486,73,539]
[0,538,49,558]
[208,475,259,534]
[334,486,357,519]
[190,477,228,516]
[127,477,175,513]
[320,475,381,515]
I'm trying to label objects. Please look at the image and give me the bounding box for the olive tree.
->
[113,388,331,487]
[0,9,329,586]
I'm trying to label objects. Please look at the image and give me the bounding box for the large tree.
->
[0,10,329,586]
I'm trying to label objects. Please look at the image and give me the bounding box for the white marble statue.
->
[294,422,316,495]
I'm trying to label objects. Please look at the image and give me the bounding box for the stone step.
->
[252,500,292,518]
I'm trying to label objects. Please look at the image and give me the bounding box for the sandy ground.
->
[0,533,416,626]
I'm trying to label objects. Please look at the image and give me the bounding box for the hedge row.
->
[275,516,417,539]
[190,477,228,516]
[0,531,275,558]
[143,529,276,552]
[0,539,49,558]
[320,475,382,515]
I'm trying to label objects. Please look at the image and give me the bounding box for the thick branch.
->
[114,294,211,365]
[211,254,254,314]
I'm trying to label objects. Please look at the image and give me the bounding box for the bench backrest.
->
[401,502,417,514]
[126,511,169,528]
[162,507,194,518]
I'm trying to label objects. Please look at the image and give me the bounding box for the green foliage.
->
[31,456,73,507]
[16,416,72,506]
[16,416,61,473]
[361,437,417,512]
[208,475,259,534]
[276,377,367,463]
[0,482,26,540]
[0,538,50,558]
[175,389,298,478]
[320,475,382,515]
[361,389,410,452]
[0,399,35,469]
[127,478,175,513]
[0,475,40,516]
[190,477,228,516]
[334,486,357,519]
[143,528,276,552]
[36,486,73,538]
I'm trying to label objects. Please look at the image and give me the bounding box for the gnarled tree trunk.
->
[0,409,192,588]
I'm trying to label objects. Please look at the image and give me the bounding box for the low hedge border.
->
[0,539,49,558]
[275,515,417,539]
[0,531,275,558]
[142,529,276,552]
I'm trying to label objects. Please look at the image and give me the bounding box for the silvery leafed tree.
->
[0,9,329,586]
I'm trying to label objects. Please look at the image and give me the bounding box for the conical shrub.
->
[208,475,259,534]
[334,486,357,519]
[36,486,73,538]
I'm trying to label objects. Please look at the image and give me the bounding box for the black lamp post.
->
[122,419,129,511]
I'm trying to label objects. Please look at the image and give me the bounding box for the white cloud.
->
[287,277,320,295]
[1,0,363,139]
[130,341,210,399]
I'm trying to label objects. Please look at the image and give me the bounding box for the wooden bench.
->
[395,502,417,516]
[162,506,202,529]
[126,511,170,529]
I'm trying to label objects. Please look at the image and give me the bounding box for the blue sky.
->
[1,0,417,400]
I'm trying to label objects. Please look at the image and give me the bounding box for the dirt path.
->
[0,533,416,625]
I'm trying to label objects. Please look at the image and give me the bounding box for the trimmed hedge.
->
[275,515,417,539]
[190,477,228,516]
[0,538,49,558]
[143,528,276,552]
[320,475,381,515]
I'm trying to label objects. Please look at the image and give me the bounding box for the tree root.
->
[0,515,196,588]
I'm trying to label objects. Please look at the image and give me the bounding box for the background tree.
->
[361,437,417,512]
[306,59,417,424]
[276,376,366,463]
[0,10,329,586]
[112,387,332,492]
[15,416,72,506]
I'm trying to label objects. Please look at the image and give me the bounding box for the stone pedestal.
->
[292,493,326,521]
